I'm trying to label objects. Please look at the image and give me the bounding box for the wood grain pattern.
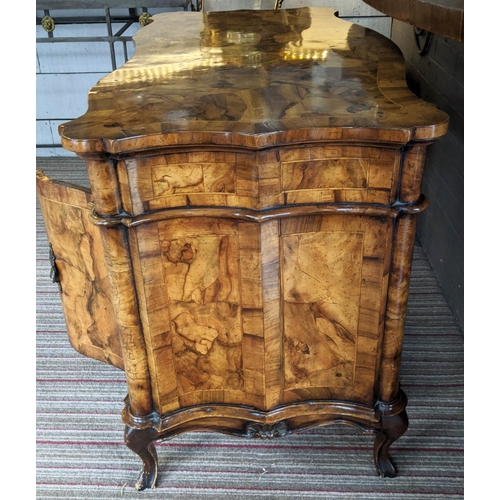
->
[115,145,401,215]
[86,158,122,215]
[100,224,154,416]
[124,209,395,413]
[36,7,451,488]
[281,145,400,206]
[58,8,448,155]
[281,214,392,405]
[398,144,427,203]
[119,151,258,215]
[379,214,417,402]
[36,171,123,370]
[131,218,246,414]
[282,230,361,396]
[261,220,283,410]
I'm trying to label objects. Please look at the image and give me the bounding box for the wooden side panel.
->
[164,218,244,408]
[281,230,361,392]
[36,172,123,370]
[280,215,392,406]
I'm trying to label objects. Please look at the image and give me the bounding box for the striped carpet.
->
[36,157,464,499]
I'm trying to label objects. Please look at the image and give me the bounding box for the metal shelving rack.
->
[36,2,196,70]
[36,2,197,150]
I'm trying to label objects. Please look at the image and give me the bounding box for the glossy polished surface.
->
[60,8,449,153]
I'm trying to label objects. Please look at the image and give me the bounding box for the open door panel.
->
[36,170,124,370]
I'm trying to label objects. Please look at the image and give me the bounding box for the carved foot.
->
[373,409,408,478]
[124,425,159,490]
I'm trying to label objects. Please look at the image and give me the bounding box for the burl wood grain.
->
[118,145,400,215]
[37,7,451,487]
[130,218,252,413]
[36,171,123,370]
[58,8,448,154]
[82,156,155,416]
[128,207,393,413]
[282,215,392,405]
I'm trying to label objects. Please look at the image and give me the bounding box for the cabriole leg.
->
[124,425,159,490]
[373,409,409,478]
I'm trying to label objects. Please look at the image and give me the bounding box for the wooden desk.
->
[36,7,449,490]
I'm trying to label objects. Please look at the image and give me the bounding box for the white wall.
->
[36,1,390,157]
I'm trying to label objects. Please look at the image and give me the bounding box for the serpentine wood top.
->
[59,8,449,154]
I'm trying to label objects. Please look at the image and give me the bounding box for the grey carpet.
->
[36,157,464,499]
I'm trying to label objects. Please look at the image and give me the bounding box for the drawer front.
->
[119,151,259,215]
[279,145,400,206]
[118,145,401,215]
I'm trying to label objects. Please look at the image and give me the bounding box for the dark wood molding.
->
[122,391,408,489]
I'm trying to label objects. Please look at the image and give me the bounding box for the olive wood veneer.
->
[36,7,449,490]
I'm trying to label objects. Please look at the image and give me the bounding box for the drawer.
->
[117,145,401,216]
[118,151,259,215]
[279,145,401,206]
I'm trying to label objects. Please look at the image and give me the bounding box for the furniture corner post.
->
[86,156,123,215]
[379,144,428,402]
[379,214,417,402]
[83,155,154,416]
[398,143,429,205]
